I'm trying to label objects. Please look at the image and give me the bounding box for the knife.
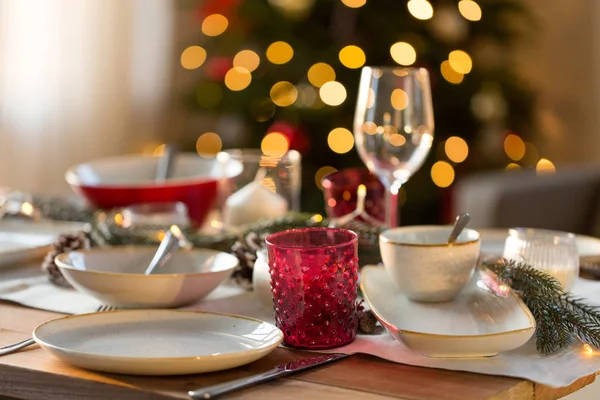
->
[188,353,349,399]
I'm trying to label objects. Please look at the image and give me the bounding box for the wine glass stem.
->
[385,183,401,228]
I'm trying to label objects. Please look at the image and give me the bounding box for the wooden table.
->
[0,303,596,400]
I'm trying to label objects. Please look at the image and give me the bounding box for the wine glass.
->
[354,67,434,227]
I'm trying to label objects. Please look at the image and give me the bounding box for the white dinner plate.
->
[33,310,283,375]
[361,266,535,358]
[478,228,600,258]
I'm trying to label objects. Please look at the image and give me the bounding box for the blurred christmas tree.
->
[179,0,536,224]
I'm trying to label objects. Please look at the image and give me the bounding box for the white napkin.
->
[3,269,600,388]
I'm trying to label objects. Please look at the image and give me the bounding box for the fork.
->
[0,304,117,356]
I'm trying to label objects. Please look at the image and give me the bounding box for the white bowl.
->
[55,246,238,308]
[379,225,480,302]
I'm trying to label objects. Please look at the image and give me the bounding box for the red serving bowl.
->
[65,153,242,227]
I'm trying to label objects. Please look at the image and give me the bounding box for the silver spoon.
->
[447,213,470,244]
[144,225,192,275]
[155,144,176,183]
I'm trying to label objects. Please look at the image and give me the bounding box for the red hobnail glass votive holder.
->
[322,168,386,223]
[266,228,359,349]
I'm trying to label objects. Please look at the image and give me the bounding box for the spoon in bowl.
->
[144,225,192,275]
[447,213,470,245]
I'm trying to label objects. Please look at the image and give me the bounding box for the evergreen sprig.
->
[485,259,600,354]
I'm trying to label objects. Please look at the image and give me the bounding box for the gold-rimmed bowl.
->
[379,225,480,302]
[55,247,238,308]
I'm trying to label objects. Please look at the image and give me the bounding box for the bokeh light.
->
[261,132,290,157]
[315,166,338,189]
[153,144,166,156]
[504,134,526,161]
[390,42,417,66]
[341,0,366,8]
[298,84,318,107]
[449,50,473,74]
[270,81,299,107]
[390,134,406,146]
[458,0,482,21]
[390,89,409,110]
[327,128,354,154]
[362,121,377,135]
[440,60,463,84]
[233,50,260,72]
[180,46,207,70]
[196,132,222,157]
[407,0,434,20]
[339,45,366,69]
[307,62,336,87]
[319,81,347,106]
[445,136,469,163]
[202,14,228,37]
[506,163,521,171]
[536,158,556,174]
[224,67,252,91]
[266,41,294,64]
[431,161,455,188]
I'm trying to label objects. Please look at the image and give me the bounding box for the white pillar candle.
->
[223,181,288,227]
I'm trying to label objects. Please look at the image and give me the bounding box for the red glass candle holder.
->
[266,228,359,349]
[322,168,386,224]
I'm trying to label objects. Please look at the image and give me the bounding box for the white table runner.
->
[2,267,600,388]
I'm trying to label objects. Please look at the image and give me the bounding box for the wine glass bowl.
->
[354,67,434,227]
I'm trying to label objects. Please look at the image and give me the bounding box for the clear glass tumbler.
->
[502,228,579,291]
[266,228,359,349]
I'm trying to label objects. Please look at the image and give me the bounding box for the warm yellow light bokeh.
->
[536,158,556,174]
[362,121,377,135]
[390,89,409,110]
[390,42,417,66]
[431,161,455,188]
[327,128,354,154]
[153,144,166,156]
[233,50,260,72]
[266,41,294,64]
[458,0,482,21]
[224,67,252,91]
[180,46,207,70]
[339,45,366,69]
[315,166,338,189]
[202,14,228,37]
[341,0,366,8]
[449,50,473,74]
[407,0,434,20]
[261,132,290,157]
[319,81,347,106]
[504,134,526,161]
[270,81,298,107]
[390,134,406,146]
[307,63,336,87]
[506,163,521,171]
[196,132,223,157]
[440,61,463,84]
[445,136,469,163]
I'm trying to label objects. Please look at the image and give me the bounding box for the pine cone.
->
[231,231,269,289]
[357,309,378,334]
[42,231,91,288]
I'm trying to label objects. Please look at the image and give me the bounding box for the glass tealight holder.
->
[266,228,359,349]
[502,228,579,291]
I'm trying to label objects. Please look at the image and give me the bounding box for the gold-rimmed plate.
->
[361,266,535,358]
[33,310,283,375]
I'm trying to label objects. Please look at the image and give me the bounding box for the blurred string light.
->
[390,42,416,66]
[448,50,473,74]
[504,134,526,161]
[339,45,366,69]
[391,89,409,110]
[196,82,223,108]
[202,14,228,36]
[362,121,377,135]
[536,158,556,174]
[266,41,294,64]
[389,134,406,146]
[431,161,455,188]
[440,60,463,84]
[180,46,207,70]
[261,132,290,157]
[196,132,223,158]
[327,127,354,154]
[506,163,521,171]
[315,166,338,189]
[224,67,252,91]
[366,88,376,108]
[444,136,469,163]
[296,83,318,107]
[458,0,482,21]
[407,0,434,20]
[319,81,347,106]
[307,63,336,87]
[233,50,260,72]
[270,81,298,107]
[341,0,366,8]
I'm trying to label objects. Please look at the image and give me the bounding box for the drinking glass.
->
[502,228,579,291]
[354,67,434,227]
[266,228,359,349]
